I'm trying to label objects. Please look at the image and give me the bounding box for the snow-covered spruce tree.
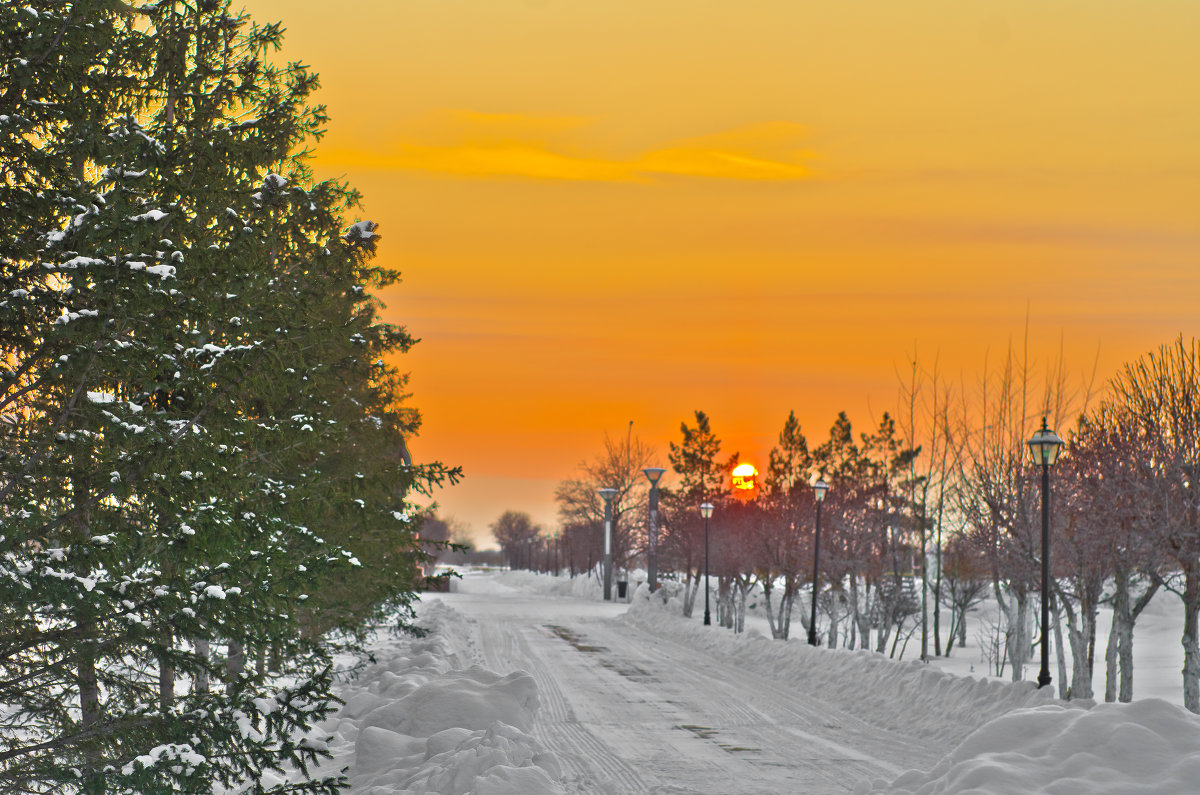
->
[0,2,452,791]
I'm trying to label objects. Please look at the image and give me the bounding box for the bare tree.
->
[555,425,657,579]
[938,533,990,655]
[957,333,1075,682]
[897,351,966,658]
[1061,407,1164,702]
[490,510,543,570]
[1107,337,1200,712]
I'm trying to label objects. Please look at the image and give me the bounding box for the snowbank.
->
[319,601,564,794]
[385,571,1198,794]
[452,570,603,601]
[621,582,1058,748]
[859,699,1200,794]
[620,581,1200,792]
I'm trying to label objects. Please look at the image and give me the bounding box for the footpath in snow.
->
[307,571,1200,794]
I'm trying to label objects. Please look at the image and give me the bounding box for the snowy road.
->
[433,579,936,794]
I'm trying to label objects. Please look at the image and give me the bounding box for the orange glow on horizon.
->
[238,0,1200,548]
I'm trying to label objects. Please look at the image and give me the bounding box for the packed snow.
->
[309,601,564,794]
[303,571,1200,793]
[860,699,1200,794]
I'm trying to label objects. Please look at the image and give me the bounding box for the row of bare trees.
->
[521,337,1199,711]
[949,336,1198,708]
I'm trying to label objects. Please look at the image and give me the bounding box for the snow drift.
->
[860,698,1200,794]
[318,601,564,794]
[450,569,604,601]
[308,572,1200,793]
[613,579,1199,794]
[621,582,1058,748]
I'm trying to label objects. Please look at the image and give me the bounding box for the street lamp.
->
[643,467,667,592]
[700,502,714,625]
[1027,417,1064,689]
[808,479,829,647]
[598,488,618,601]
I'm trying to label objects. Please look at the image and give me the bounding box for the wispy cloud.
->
[319,111,814,182]
[639,122,814,180]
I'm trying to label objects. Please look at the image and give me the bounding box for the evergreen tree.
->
[0,2,455,790]
[667,410,724,502]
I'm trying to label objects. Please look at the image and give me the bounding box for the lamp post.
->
[808,479,829,647]
[598,488,618,601]
[644,467,666,592]
[1027,417,1064,689]
[700,502,714,625]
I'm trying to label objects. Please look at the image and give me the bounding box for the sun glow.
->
[731,463,758,491]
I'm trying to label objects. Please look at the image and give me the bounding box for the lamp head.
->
[643,467,667,486]
[813,479,829,502]
[699,502,714,519]
[598,487,618,504]
[1027,417,1064,468]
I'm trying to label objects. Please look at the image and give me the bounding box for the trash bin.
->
[616,581,628,599]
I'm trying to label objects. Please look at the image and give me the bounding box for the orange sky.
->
[242,0,1199,547]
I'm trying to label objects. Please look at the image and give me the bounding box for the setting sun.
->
[731,463,759,491]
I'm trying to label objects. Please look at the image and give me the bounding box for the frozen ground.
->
[306,571,1200,794]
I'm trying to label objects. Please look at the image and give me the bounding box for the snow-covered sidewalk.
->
[310,571,1200,794]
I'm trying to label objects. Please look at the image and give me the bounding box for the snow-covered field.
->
[309,571,1200,793]
[919,588,1187,707]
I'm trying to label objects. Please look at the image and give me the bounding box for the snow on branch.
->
[343,220,380,253]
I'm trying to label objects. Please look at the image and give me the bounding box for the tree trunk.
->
[780,587,794,640]
[943,607,958,658]
[227,639,246,686]
[1104,615,1119,703]
[80,646,100,729]
[1116,575,1162,702]
[827,592,841,649]
[1053,600,1070,700]
[933,514,944,657]
[735,582,748,634]
[889,619,906,659]
[876,621,892,656]
[997,585,1028,682]
[194,637,211,694]
[763,581,779,638]
[1181,565,1200,713]
[875,579,896,654]
[850,576,870,651]
[1116,609,1136,702]
[682,568,699,618]
[158,628,174,712]
[718,578,733,629]
[1087,604,1097,685]
[689,569,702,616]
[875,579,892,652]
[1057,586,1095,700]
[78,642,102,792]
